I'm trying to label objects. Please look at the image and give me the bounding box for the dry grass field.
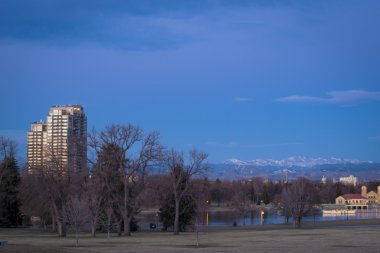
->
[1,220,380,253]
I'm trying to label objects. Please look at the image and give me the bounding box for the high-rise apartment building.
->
[27,122,47,170]
[27,105,87,174]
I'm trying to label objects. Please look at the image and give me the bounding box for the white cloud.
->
[206,141,302,148]
[275,95,326,103]
[369,136,380,142]
[234,97,251,103]
[276,90,380,105]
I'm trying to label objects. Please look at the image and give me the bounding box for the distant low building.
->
[335,185,380,210]
[335,194,368,209]
[321,175,327,184]
[339,175,358,186]
[361,185,380,204]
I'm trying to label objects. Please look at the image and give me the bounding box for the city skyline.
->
[1,0,380,163]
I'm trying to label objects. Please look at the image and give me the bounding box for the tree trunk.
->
[174,197,180,235]
[117,219,122,236]
[75,228,79,247]
[52,214,56,232]
[107,211,111,239]
[91,221,96,237]
[124,216,131,236]
[122,178,131,236]
[57,220,63,237]
[293,216,301,228]
[123,216,131,236]
[61,220,67,237]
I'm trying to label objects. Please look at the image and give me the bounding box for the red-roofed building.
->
[335,185,380,210]
[336,194,368,209]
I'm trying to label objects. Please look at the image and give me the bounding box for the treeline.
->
[8,124,208,240]
[1,126,379,237]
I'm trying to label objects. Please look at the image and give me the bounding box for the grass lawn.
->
[1,219,380,253]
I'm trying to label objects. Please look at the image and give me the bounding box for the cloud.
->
[0,0,346,51]
[276,90,380,105]
[0,0,212,50]
[234,97,251,103]
[206,141,302,148]
[275,95,326,103]
[369,136,380,142]
[205,141,239,148]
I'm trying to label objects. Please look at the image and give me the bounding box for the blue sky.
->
[0,0,380,163]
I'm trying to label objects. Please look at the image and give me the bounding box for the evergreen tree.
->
[0,156,22,227]
[349,184,356,194]
[159,194,197,232]
[262,184,270,204]
[335,182,343,198]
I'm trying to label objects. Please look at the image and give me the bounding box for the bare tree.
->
[191,178,210,226]
[273,193,291,224]
[140,174,172,209]
[165,149,208,235]
[88,124,163,236]
[78,173,104,237]
[231,180,251,226]
[280,178,318,228]
[20,172,52,229]
[65,194,90,247]
[22,145,76,237]
[27,171,69,236]
[210,179,234,206]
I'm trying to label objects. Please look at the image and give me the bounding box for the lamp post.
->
[206,200,209,226]
[260,200,265,225]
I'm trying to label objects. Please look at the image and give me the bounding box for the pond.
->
[136,208,380,230]
[205,210,380,227]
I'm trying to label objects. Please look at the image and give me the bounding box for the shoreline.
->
[2,218,380,234]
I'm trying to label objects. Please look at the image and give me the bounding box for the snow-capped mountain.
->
[212,156,380,181]
[223,156,370,168]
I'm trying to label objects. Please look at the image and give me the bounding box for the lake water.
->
[137,208,380,230]
[206,210,380,226]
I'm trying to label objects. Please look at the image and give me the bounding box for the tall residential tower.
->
[27,105,87,174]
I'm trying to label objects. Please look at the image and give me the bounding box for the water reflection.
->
[136,209,380,230]
[207,210,380,226]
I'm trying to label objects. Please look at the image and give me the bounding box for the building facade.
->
[335,194,368,209]
[339,175,358,186]
[27,122,47,169]
[361,185,380,204]
[27,105,87,174]
[335,185,380,209]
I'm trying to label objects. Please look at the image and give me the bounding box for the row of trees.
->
[1,125,377,234]
[19,124,207,238]
[143,175,359,228]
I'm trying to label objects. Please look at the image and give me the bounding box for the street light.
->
[206,200,210,226]
[260,200,265,225]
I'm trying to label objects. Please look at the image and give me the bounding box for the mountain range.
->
[208,156,380,182]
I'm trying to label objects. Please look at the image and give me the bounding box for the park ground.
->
[1,219,380,253]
